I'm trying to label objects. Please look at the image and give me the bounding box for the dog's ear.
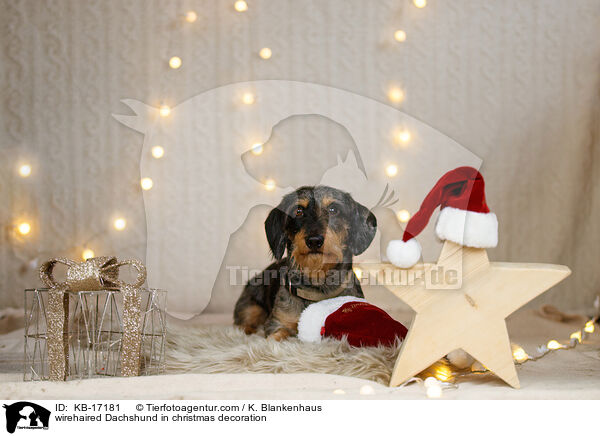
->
[349,200,377,255]
[265,205,288,260]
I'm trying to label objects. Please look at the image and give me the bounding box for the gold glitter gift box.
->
[23,257,167,381]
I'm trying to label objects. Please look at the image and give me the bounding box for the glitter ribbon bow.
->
[39,256,147,381]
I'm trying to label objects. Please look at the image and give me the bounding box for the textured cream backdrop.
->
[1,0,599,312]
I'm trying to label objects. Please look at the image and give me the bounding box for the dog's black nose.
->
[306,235,324,250]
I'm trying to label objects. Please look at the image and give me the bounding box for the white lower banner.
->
[0,399,594,435]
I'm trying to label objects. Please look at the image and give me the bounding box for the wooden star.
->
[362,241,571,388]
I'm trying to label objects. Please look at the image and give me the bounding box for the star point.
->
[362,241,571,388]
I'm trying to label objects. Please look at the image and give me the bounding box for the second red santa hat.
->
[386,166,498,268]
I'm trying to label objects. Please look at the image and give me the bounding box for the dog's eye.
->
[295,207,304,217]
[328,204,339,215]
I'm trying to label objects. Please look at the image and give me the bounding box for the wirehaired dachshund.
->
[234,185,377,340]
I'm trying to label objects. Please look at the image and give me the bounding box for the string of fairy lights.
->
[418,297,600,398]
[9,0,597,398]
[342,297,599,398]
[10,0,422,260]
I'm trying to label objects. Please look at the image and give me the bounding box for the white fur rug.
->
[165,324,401,384]
[2,309,600,399]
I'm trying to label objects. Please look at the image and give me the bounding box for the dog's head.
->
[265,185,377,274]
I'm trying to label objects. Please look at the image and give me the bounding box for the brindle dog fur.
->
[234,185,377,340]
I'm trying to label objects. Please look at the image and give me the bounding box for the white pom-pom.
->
[386,238,422,268]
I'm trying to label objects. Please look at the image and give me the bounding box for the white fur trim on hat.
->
[386,238,422,268]
[435,207,498,248]
[297,296,366,343]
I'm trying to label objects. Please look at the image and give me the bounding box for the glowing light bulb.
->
[264,179,276,191]
[18,164,32,177]
[394,30,407,42]
[185,11,198,23]
[423,377,439,388]
[333,389,346,395]
[426,385,442,398]
[396,209,411,223]
[512,346,528,363]
[386,164,398,177]
[353,267,363,280]
[396,130,411,144]
[151,146,164,159]
[234,0,248,12]
[434,365,452,382]
[359,385,375,395]
[159,105,171,117]
[259,47,272,59]
[169,56,182,69]
[547,340,562,350]
[242,92,255,105]
[570,331,582,343]
[82,249,95,261]
[388,87,404,103]
[251,143,263,155]
[17,222,31,235]
[113,218,127,231]
[414,0,427,8]
[584,320,595,333]
[140,177,153,190]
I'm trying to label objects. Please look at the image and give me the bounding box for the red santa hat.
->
[386,166,498,268]
[297,296,408,347]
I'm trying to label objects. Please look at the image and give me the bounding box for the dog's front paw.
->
[239,325,257,335]
[267,329,291,341]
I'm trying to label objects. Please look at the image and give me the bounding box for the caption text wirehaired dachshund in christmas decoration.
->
[234,185,377,340]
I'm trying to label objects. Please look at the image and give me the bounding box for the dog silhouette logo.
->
[2,402,50,433]
[113,80,482,316]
